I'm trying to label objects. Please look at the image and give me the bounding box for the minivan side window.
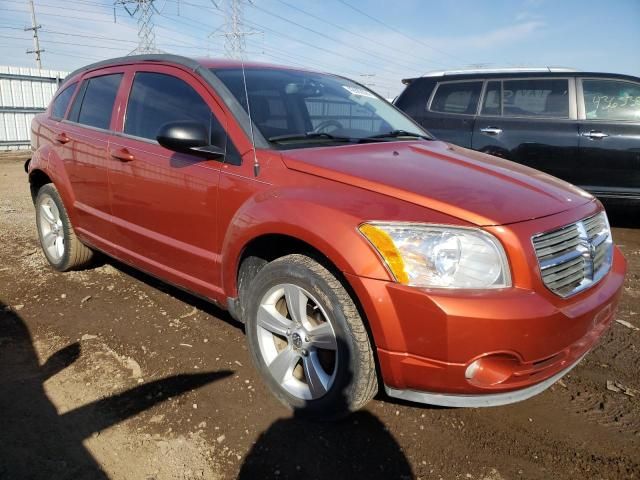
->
[51,82,77,120]
[69,74,123,130]
[582,79,640,121]
[430,81,482,115]
[502,79,569,118]
[124,72,226,148]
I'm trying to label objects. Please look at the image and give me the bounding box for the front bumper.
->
[385,354,585,407]
[345,243,626,406]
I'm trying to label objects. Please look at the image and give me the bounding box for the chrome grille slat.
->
[539,248,583,270]
[533,227,580,250]
[542,260,585,284]
[532,212,613,298]
[535,236,581,258]
[542,255,583,276]
[547,270,585,290]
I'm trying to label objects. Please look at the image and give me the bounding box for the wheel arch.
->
[28,168,53,203]
[231,232,386,392]
[28,148,78,225]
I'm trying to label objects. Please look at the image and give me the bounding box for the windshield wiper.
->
[267,132,354,143]
[363,130,432,141]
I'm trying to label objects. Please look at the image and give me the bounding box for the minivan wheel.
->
[35,184,94,271]
[244,254,378,419]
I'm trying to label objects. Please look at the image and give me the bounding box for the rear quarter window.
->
[429,81,482,115]
[50,82,77,120]
[582,79,640,121]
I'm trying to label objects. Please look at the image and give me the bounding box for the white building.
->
[0,65,68,150]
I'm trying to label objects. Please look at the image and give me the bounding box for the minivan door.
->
[576,78,640,199]
[472,78,581,184]
[107,66,229,298]
[423,80,482,147]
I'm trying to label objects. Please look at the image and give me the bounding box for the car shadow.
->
[237,339,414,480]
[0,301,233,479]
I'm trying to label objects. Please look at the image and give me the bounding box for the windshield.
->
[212,67,430,148]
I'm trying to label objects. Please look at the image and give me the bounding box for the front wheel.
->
[244,254,378,419]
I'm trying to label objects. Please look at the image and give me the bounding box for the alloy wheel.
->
[38,195,65,262]
[256,283,338,400]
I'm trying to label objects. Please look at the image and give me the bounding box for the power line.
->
[244,39,398,93]
[157,7,402,91]
[0,6,134,25]
[244,0,421,75]
[239,15,408,80]
[337,0,468,68]
[0,23,224,55]
[273,0,426,71]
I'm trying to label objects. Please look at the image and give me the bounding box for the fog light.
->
[465,360,481,379]
[464,354,520,387]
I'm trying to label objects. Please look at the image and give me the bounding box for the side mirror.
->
[156,121,225,158]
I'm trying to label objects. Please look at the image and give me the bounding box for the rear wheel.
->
[35,184,94,271]
[244,254,378,419]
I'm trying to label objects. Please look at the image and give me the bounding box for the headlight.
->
[359,222,511,289]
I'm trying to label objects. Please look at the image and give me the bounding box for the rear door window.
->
[502,79,569,118]
[69,74,123,129]
[582,79,640,121]
[429,81,482,115]
[51,82,77,120]
[124,72,225,145]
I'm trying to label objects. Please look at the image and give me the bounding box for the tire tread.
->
[266,254,378,413]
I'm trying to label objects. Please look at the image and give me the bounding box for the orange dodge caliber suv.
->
[27,55,626,419]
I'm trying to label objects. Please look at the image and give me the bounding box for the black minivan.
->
[394,68,640,202]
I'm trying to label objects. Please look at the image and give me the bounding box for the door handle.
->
[55,133,70,144]
[109,147,135,162]
[582,131,609,139]
[480,127,502,135]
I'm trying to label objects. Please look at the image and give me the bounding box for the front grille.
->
[532,212,613,297]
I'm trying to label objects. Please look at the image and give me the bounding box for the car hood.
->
[280,140,593,226]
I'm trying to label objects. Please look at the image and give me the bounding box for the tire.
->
[35,184,94,271]
[244,254,378,420]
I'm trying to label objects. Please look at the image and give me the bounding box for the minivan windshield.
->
[213,67,431,148]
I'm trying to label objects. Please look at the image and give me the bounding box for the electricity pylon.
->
[209,0,260,59]
[114,0,162,54]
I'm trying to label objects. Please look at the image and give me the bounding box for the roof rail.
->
[421,66,579,77]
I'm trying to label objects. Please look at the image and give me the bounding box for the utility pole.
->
[25,0,44,69]
[210,0,260,59]
[114,0,161,54]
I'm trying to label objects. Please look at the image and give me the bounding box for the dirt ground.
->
[1,151,639,480]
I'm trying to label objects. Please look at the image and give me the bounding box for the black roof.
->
[403,70,640,85]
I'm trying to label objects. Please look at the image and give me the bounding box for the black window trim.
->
[119,69,241,165]
[476,76,577,120]
[50,81,78,121]
[426,79,484,116]
[577,77,640,123]
[64,72,124,132]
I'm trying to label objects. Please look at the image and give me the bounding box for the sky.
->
[0,0,638,98]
